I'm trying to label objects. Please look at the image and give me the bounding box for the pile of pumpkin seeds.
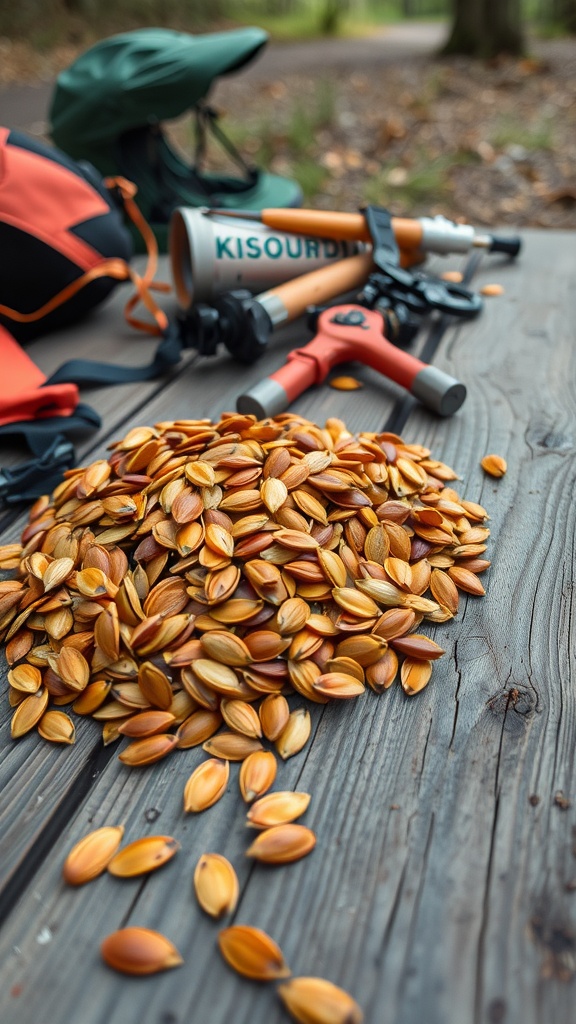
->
[0,412,492,1023]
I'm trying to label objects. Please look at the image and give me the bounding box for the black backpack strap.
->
[45,321,185,387]
[0,404,100,504]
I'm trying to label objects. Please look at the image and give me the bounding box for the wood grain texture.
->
[0,231,574,1024]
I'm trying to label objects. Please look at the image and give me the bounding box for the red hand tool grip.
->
[237,305,466,418]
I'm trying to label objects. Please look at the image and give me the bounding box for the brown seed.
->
[312,673,366,700]
[184,757,229,812]
[366,649,399,692]
[11,687,49,738]
[193,853,239,918]
[480,282,504,296]
[101,927,183,975]
[278,976,363,1024]
[175,709,222,748]
[447,566,486,596]
[354,577,405,607]
[137,660,174,710]
[38,710,76,744]
[244,630,291,662]
[400,657,433,695]
[275,707,312,760]
[7,663,42,694]
[42,556,75,592]
[259,693,290,742]
[429,569,460,615]
[246,823,316,864]
[391,634,445,661]
[54,646,90,692]
[107,835,180,877]
[117,710,176,738]
[371,607,417,640]
[247,791,311,829]
[218,924,290,980]
[118,733,178,767]
[203,732,264,761]
[220,698,262,738]
[261,477,289,513]
[480,453,507,477]
[329,375,363,391]
[63,825,125,885]
[334,635,386,667]
[199,630,251,667]
[239,750,277,802]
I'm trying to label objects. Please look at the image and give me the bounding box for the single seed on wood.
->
[218,924,291,980]
[107,835,180,877]
[101,927,183,976]
[63,825,124,885]
[117,710,176,738]
[11,687,49,738]
[246,823,316,864]
[184,757,229,812]
[194,852,239,918]
[247,791,311,829]
[118,733,178,767]
[203,732,264,761]
[390,634,445,661]
[220,698,262,739]
[312,673,366,700]
[278,976,363,1024]
[480,453,507,477]
[447,566,486,596]
[480,283,504,296]
[276,708,312,760]
[329,376,363,391]
[175,709,222,748]
[366,649,399,693]
[239,750,277,802]
[259,693,290,742]
[38,710,76,744]
[401,657,433,696]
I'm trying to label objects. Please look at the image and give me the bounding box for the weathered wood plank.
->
[0,231,574,1024]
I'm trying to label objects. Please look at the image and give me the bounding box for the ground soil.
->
[1,22,575,230]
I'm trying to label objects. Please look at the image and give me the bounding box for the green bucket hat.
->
[50,27,302,250]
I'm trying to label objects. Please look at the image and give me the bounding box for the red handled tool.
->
[237,305,466,419]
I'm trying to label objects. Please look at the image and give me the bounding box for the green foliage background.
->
[0,0,570,48]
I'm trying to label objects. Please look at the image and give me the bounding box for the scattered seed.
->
[480,282,504,296]
[101,927,183,975]
[329,376,364,391]
[247,791,311,829]
[480,454,507,478]
[246,823,316,864]
[239,750,278,802]
[63,825,125,886]
[218,925,290,980]
[278,976,363,1024]
[107,835,180,877]
[184,757,230,813]
[194,853,239,918]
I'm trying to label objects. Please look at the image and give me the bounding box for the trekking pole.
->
[205,206,522,259]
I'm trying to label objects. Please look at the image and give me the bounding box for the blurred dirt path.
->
[0,21,448,134]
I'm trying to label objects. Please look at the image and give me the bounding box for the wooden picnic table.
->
[0,228,575,1024]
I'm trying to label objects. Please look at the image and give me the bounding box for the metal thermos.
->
[169,207,361,309]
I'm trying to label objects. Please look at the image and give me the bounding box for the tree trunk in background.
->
[442,0,525,57]
[558,0,576,32]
